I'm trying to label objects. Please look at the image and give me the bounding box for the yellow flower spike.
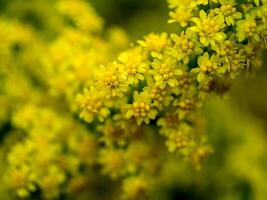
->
[126,91,158,126]
[1,0,267,198]
[75,87,110,123]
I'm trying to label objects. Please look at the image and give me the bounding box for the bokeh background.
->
[0,0,267,199]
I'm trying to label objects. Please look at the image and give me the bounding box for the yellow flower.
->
[166,130,195,153]
[75,87,110,123]
[96,62,128,98]
[118,47,147,85]
[125,142,151,173]
[150,56,183,89]
[173,95,197,119]
[37,166,66,199]
[168,6,193,27]
[55,0,103,32]
[99,148,126,179]
[236,15,261,42]
[126,91,158,125]
[97,119,129,147]
[170,30,203,64]
[214,39,236,58]
[157,112,180,136]
[190,10,226,47]
[168,0,196,8]
[175,72,195,94]
[256,2,267,22]
[138,33,169,59]
[168,0,209,8]
[214,0,242,26]
[224,52,245,78]
[189,146,214,170]
[143,77,174,110]
[241,43,261,69]
[122,175,149,200]
[191,52,225,82]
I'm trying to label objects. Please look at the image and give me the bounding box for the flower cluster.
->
[75,0,267,197]
[0,0,266,199]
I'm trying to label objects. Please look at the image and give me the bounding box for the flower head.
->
[170,30,203,64]
[168,6,193,27]
[214,0,242,25]
[125,91,158,125]
[192,53,225,82]
[138,33,169,59]
[143,77,173,110]
[75,87,110,122]
[236,15,261,42]
[96,62,128,98]
[190,10,226,47]
[150,56,183,89]
[118,47,147,85]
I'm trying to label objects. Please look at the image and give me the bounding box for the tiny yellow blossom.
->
[122,175,149,200]
[138,33,169,59]
[191,52,225,82]
[118,48,147,85]
[99,148,126,179]
[224,52,245,78]
[75,87,110,123]
[166,130,195,153]
[190,10,226,47]
[170,30,203,64]
[143,77,174,110]
[150,56,183,89]
[96,62,128,98]
[157,113,180,136]
[189,146,214,170]
[236,15,261,42]
[214,0,242,26]
[168,6,193,27]
[125,91,158,125]
[55,0,103,32]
